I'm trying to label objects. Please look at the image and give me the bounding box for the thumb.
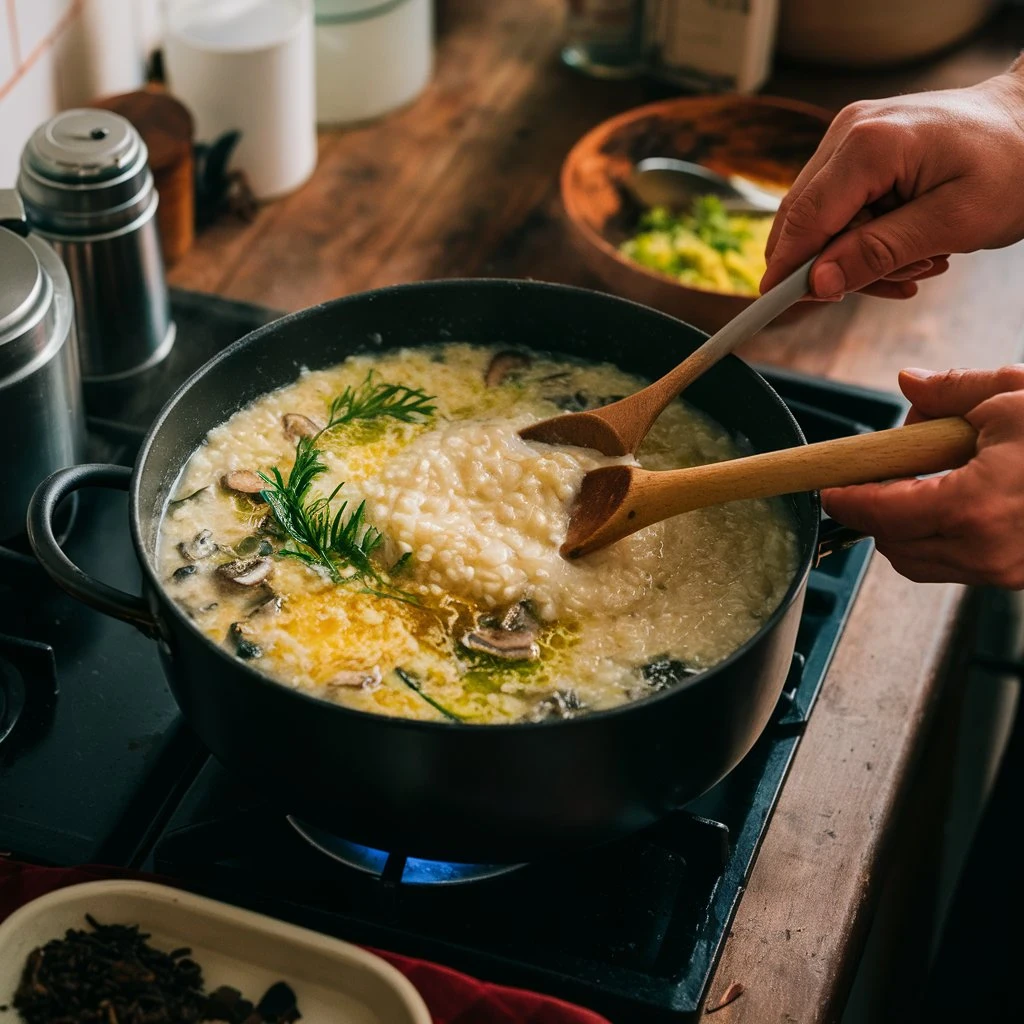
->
[898,366,1024,419]
[809,188,956,297]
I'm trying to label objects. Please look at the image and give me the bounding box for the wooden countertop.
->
[169,2,1024,1020]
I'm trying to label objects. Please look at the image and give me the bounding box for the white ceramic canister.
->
[162,0,317,200]
[314,0,434,126]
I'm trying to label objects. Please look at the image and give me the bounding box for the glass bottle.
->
[560,0,647,80]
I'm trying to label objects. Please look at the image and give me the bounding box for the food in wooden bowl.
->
[620,196,774,297]
[560,95,833,332]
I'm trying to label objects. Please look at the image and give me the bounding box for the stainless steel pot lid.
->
[0,227,54,378]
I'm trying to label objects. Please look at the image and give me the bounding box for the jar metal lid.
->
[18,109,154,234]
[25,109,141,183]
[0,228,56,380]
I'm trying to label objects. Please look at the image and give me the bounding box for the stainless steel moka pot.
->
[0,191,85,542]
[16,108,175,383]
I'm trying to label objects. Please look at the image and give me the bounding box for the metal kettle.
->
[0,191,85,543]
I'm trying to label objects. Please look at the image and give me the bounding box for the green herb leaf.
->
[258,438,414,602]
[689,195,751,253]
[395,667,463,722]
[325,371,436,429]
[390,551,413,576]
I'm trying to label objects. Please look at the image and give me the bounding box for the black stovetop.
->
[0,291,906,1023]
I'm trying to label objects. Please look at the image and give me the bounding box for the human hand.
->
[823,366,1024,587]
[761,70,1024,300]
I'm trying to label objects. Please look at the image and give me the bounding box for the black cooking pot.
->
[28,280,837,864]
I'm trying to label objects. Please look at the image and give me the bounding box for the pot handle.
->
[27,464,159,637]
[816,517,869,566]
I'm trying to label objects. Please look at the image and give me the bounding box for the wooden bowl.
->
[560,94,834,333]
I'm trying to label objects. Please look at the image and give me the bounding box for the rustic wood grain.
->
[168,2,1024,1021]
[704,564,966,1023]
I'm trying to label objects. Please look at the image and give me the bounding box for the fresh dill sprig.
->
[258,438,410,600]
[255,371,433,599]
[324,371,436,429]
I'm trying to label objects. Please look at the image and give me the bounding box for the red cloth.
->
[0,861,611,1024]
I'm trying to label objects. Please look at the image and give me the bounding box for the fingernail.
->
[813,261,845,298]
[901,367,935,380]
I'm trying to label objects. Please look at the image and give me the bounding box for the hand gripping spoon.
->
[561,416,979,559]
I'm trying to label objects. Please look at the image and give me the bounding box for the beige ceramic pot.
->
[776,0,996,69]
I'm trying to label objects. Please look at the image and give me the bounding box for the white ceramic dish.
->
[0,880,431,1024]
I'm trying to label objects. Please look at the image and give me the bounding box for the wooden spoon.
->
[561,416,978,559]
[520,258,815,456]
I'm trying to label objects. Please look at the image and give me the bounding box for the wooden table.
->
[169,3,1024,1020]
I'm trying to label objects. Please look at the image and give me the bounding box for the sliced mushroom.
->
[172,564,198,582]
[461,626,539,662]
[533,689,586,721]
[462,601,541,661]
[327,666,382,691]
[282,413,322,441]
[178,529,218,562]
[485,350,532,388]
[221,470,266,496]
[228,621,263,660]
[217,556,274,587]
[248,593,282,620]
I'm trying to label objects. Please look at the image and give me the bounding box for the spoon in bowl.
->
[626,157,784,215]
[519,257,815,456]
[561,416,979,559]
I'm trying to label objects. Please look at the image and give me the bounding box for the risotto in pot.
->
[158,344,799,723]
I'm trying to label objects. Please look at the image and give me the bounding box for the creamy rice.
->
[158,344,799,724]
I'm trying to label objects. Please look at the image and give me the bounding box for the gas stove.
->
[0,290,906,1022]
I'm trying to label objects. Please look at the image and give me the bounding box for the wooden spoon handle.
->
[563,417,978,559]
[598,259,815,452]
[652,258,815,399]
[649,416,978,522]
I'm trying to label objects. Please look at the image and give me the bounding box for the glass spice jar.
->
[561,0,647,79]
